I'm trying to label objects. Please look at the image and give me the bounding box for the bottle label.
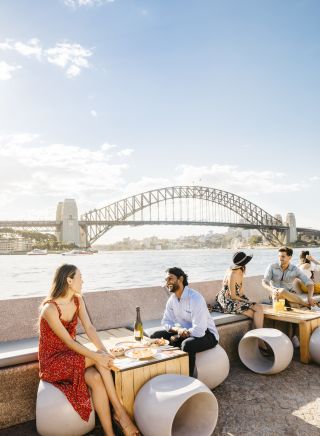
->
[134,329,142,341]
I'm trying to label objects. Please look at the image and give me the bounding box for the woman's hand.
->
[94,350,114,369]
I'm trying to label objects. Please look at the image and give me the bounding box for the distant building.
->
[0,237,33,253]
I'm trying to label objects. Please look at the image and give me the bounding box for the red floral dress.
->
[38,296,92,421]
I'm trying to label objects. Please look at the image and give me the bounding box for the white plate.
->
[125,347,158,360]
[115,341,143,349]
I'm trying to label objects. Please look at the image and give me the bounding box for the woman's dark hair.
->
[300,250,310,264]
[278,246,293,257]
[42,264,78,305]
[166,267,188,286]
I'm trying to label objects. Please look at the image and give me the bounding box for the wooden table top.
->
[262,304,320,323]
[77,329,188,372]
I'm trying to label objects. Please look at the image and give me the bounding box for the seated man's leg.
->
[279,289,309,307]
[181,331,218,376]
[150,330,173,340]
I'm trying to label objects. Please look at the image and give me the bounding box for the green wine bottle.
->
[134,306,143,341]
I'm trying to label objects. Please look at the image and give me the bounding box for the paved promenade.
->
[213,358,320,435]
[1,357,319,435]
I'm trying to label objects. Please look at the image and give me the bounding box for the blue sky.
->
[0,0,319,243]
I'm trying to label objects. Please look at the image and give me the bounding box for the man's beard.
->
[168,283,179,293]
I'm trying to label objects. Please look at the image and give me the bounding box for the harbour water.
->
[1,247,319,299]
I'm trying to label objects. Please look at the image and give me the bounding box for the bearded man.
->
[150,267,219,376]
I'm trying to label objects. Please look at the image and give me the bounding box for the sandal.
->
[114,411,140,436]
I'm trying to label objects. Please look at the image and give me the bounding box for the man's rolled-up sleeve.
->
[263,265,274,288]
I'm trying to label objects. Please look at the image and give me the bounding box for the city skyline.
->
[1,0,320,244]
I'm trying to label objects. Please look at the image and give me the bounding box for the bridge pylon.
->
[285,213,297,244]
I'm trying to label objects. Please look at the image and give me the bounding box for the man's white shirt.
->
[161,286,219,340]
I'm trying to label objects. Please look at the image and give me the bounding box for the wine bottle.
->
[134,306,143,341]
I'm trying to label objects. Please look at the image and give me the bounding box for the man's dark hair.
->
[278,246,293,257]
[166,267,189,286]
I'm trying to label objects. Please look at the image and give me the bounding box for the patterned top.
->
[38,296,92,421]
[214,281,255,315]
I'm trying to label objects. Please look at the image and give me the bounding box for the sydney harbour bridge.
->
[1,186,319,247]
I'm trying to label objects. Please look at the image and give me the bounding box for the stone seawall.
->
[0,275,266,343]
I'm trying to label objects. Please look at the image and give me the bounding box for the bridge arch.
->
[81,186,285,246]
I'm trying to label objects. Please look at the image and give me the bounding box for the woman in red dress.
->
[39,264,139,436]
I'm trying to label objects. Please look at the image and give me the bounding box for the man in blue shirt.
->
[262,246,320,311]
[150,267,219,376]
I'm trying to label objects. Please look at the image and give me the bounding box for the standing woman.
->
[215,252,265,330]
[38,264,139,436]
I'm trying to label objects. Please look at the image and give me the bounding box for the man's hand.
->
[308,297,316,306]
[272,288,281,298]
[177,328,190,338]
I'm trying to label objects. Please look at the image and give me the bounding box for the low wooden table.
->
[262,305,320,364]
[78,328,189,417]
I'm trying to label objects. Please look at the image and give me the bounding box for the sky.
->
[0,0,320,243]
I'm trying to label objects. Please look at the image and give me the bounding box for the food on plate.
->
[143,337,169,347]
[109,346,125,357]
[152,338,169,347]
[125,347,157,359]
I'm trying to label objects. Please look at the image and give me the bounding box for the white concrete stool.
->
[310,326,320,364]
[36,380,95,436]
[134,374,218,436]
[195,344,230,389]
[238,328,293,374]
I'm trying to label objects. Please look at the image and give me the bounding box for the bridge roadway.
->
[0,220,319,240]
[0,220,289,231]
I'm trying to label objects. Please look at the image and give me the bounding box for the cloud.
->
[64,0,114,7]
[101,142,117,151]
[0,61,21,80]
[90,109,97,117]
[0,38,42,59]
[0,38,92,78]
[125,177,170,196]
[45,42,92,77]
[117,148,134,157]
[0,134,132,218]
[174,164,308,196]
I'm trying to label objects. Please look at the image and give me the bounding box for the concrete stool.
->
[134,374,218,436]
[195,344,230,389]
[36,380,95,436]
[310,326,320,364]
[238,328,293,374]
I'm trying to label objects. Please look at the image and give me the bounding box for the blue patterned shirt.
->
[263,262,313,291]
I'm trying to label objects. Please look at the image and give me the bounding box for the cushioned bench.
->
[0,337,39,368]
[126,312,248,337]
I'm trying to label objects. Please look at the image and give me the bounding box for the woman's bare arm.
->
[77,296,108,353]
